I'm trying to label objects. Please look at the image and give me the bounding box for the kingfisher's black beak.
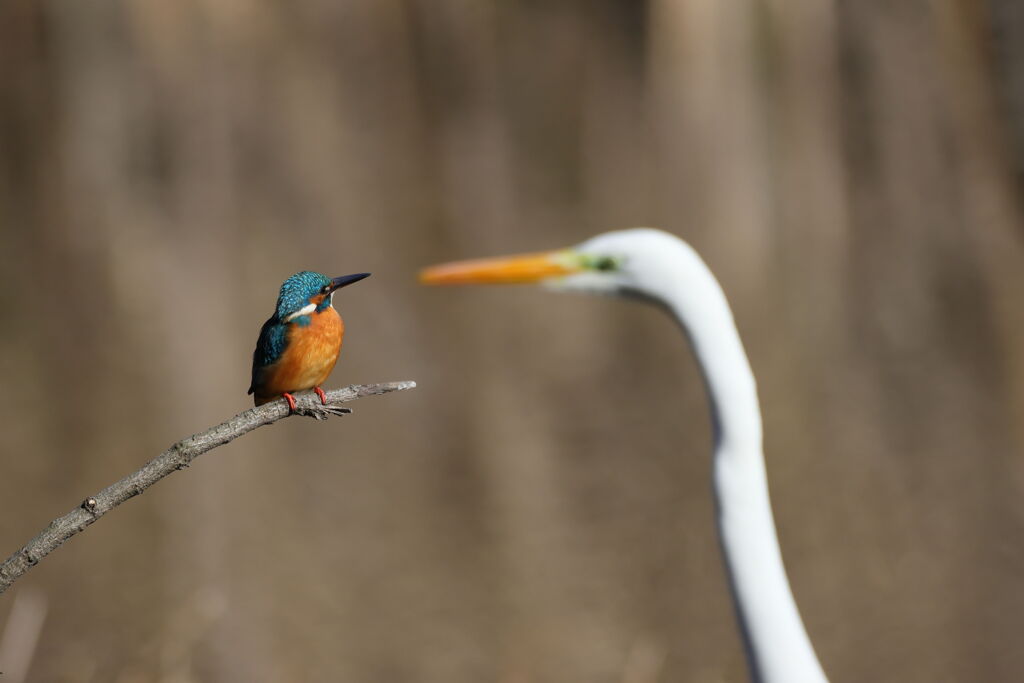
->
[330,273,371,292]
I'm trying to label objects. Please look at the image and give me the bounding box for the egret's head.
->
[419,228,687,297]
[275,271,370,322]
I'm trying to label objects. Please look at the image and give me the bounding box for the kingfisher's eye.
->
[594,256,618,272]
[320,286,331,295]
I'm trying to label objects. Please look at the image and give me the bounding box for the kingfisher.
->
[249,271,370,411]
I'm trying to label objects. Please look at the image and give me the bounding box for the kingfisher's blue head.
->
[275,271,371,323]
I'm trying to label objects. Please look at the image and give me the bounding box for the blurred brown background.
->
[2,1,1023,681]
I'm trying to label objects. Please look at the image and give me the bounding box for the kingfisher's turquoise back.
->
[249,319,289,394]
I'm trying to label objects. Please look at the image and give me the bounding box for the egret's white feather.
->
[557,228,828,683]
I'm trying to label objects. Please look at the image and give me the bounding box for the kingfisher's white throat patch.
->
[283,303,317,322]
[282,292,335,323]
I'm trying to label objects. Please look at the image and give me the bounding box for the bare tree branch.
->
[0,381,416,595]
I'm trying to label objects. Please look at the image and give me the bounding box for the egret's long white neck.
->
[648,243,828,683]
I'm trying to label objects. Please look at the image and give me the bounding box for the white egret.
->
[420,228,829,683]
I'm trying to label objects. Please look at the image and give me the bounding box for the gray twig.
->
[0,381,416,595]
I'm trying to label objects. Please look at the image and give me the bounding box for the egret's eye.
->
[594,256,618,272]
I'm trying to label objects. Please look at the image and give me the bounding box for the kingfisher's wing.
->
[248,317,288,395]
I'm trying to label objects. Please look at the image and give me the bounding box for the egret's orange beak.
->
[419,250,579,285]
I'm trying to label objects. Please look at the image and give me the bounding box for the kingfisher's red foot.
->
[313,386,328,405]
[283,392,298,413]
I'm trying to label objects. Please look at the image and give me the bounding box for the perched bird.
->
[420,229,828,683]
[249,271,370,411]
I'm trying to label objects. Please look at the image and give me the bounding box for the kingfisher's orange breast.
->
[259,307,345,399]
